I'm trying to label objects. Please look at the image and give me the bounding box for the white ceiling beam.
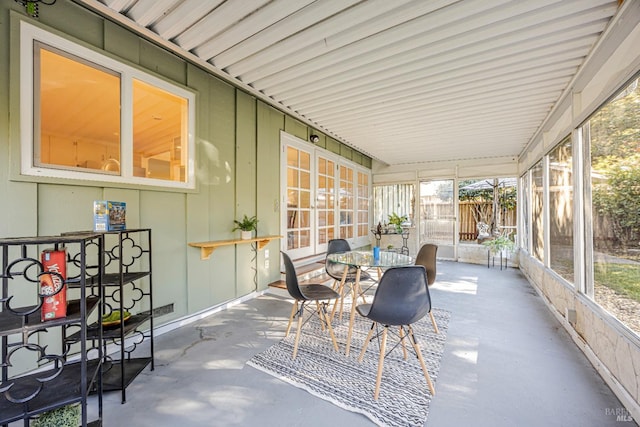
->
[289,53,585,116]
[328,100,553,133]
[100,0,136,11]
[250,0,514,90]
[312,80,567,125]
[278,19,607,104]
[250,0,562,90]
[335,106,552,132]
[151,0,225,40]
[264,4,611,99]
[300,63,578,118]
[194,0,319,62]
[225,0,454,78]
[126,0,179,27]
[173,0,271,52]
[209,0,360,69]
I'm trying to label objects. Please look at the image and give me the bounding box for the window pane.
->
[373,184,415,226]
[316,154,336,248]
[587,77,640,335]
[133,79,188,182]
[300,190,310,209]
[300,151,310,170]
[287,147,297,166]
[531,161,544,262]
[300,171,310,188]
[356,171,370,238]
[287,231,298,249]
[339,165,354,239]
[520,173,530,252]
[420,180,455,246]
[37,44,120,172]
[549,137,574,284]
[318,157,326,173]
[457,178,517,242]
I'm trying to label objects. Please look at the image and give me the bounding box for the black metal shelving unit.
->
[0,234,103,427]
[68,229,154,404]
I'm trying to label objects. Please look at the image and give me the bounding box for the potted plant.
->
[482,235,515,256]
[232,214,258,240]
[388,212,407,234]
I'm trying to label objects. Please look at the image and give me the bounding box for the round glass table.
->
[326,250,414,355]
[327,250,413,269]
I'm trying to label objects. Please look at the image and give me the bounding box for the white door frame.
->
[280,132,316,260]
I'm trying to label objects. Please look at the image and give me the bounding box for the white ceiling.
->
[82,0,620,166]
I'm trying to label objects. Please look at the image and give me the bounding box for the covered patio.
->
[94,261,629,426]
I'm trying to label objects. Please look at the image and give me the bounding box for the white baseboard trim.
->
[152,289,269,338]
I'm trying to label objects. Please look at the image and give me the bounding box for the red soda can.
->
[40,249,67,321]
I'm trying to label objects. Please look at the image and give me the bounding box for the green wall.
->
[0,0,371,326]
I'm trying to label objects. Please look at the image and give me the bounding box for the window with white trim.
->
[20,22,195,189]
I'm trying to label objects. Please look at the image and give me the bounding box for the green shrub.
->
[32,404,79,427]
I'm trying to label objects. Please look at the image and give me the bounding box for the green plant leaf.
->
[232,214,258,232]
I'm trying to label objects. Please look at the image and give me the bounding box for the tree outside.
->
[588,76,640,335]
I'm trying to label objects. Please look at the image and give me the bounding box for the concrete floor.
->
[94,261,633,426]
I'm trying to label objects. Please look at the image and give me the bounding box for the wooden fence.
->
[459,201,517,241]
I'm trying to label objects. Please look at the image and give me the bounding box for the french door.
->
[419,179,456,259]
[283,141,314,259]
[281,132,370,259]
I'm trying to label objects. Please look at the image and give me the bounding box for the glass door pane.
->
[316,154,336,253]
[339,164,355,241]
[286,145,313,258]
[419,179,456,259]
[355,171,370,245]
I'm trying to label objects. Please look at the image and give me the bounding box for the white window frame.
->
[19,21,196,190]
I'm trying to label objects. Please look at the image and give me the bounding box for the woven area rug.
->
[247,304,450,427]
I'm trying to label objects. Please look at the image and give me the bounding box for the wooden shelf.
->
[189,235,282,260]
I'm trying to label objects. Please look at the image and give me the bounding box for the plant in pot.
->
[388,212,408,234]
[482,234,515,256]
[232,214,258,240]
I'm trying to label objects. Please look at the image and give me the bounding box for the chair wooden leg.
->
[358,323,376,362]
[292,303,305,360]
[345,269,361,357]
[399,326,408,360]
[359,284,368,305]
[408,325,436,396]
[330,267,349,322]
[355,268,367,305]
[320,303,340,352]
[330,280,346,322]
[316,301,326,331]
[374,326,388,401]
[285,300,298,337]
[337,284,346,322]
[338,282,354,323]
[429,311,439,334]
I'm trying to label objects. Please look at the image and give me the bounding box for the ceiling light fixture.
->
[309,134,320,143]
